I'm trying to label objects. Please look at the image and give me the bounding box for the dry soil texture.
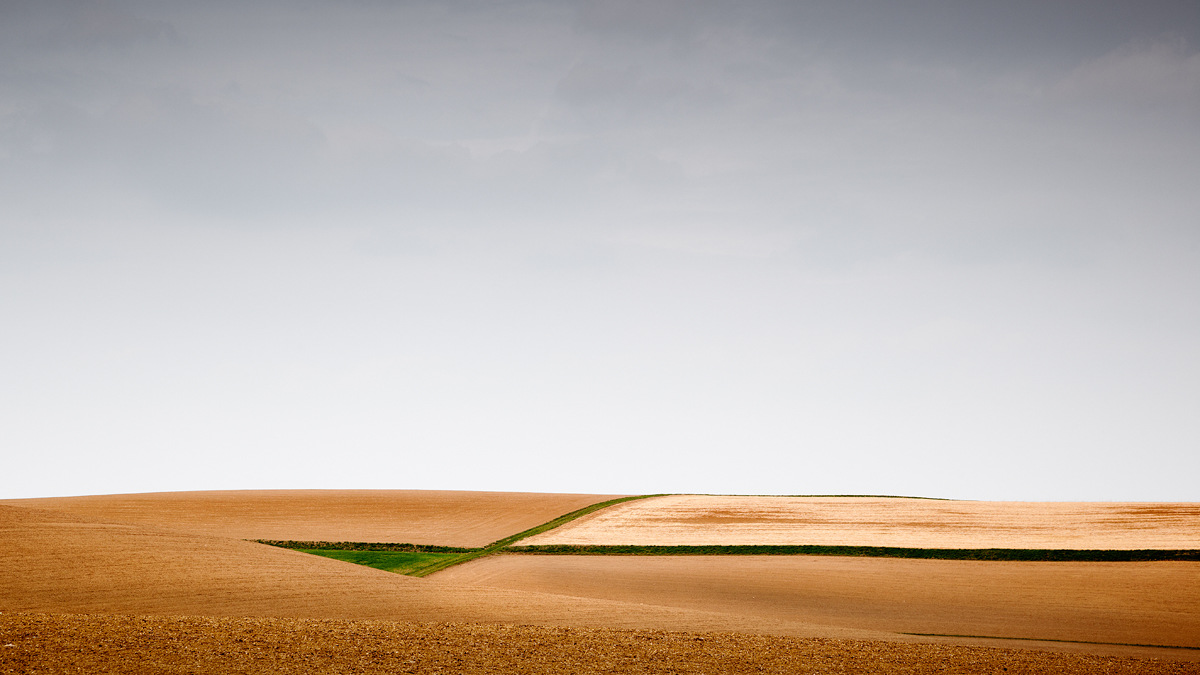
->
[5,492,1200,673]
[521,495,1200,549]
[0,489,626,547]
[439,554,1200,657]
[0,499,873,634]
[0,502,872,637]
[4,613,1197,675]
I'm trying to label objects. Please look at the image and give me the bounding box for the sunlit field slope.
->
[521,495,1200,549]
[440,554,1200,654]
[4,491,1199,670]
[0,502,876,637]
[0,490,626,547]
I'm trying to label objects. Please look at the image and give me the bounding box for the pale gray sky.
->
[2,0,1198,499]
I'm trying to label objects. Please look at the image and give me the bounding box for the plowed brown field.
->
[4,613,1197,675]
[522,495,1200,549]
[0,490,624,547]
[4,491,1199,673]
[0,503,862,636]
[438,554,1200,655]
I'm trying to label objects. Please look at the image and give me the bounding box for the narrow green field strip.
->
[410,494,666,577]
[487,494,666,550]
[251,494,664,577]
[505,544,1200,562]
[299,549,464,576]
[254,540,483,577]
[405,548,498,577]
[255,540,476,553]
[901,633,1200,651]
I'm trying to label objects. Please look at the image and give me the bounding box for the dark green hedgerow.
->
[255,540,476,553]
[256,495,1199,577]
[505,544,1200,562]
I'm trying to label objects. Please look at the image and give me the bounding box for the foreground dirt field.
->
[0,503,875,637]
[522,495,1200,549]
[0,490,625,547]
[4,613,1198,675]
[438,554,1200,656]
[4,491,1199,672]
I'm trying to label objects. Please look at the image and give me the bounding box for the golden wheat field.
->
[2,491,1198,674]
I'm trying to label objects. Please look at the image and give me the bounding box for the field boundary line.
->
[410,494,665,576]
[250,495,663,577]
[902,633,1200,651]
[253,541,476,553]
[696,494,954,500]
[504,544,1200,562]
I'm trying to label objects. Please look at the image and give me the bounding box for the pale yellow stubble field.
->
[520,495,1200,549]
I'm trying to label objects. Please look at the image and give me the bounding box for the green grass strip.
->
[505,544,1200,562]
[254,540,476,553]
[254,495,665,577]
[487,495,667,550]
[901,633,1200,651]
[409,494,666,577]
[299,549,464,576]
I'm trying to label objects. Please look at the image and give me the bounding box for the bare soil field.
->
[522,495,1200,549]
[0,490,625,547]
[5,492,1199,672]
[438,554,1200,657]
[4,613,1197,675]
[0,503,875,637]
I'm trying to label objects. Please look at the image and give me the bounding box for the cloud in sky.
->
[2,0,1198,499]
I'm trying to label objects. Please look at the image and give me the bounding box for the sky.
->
[2,0,1198,501]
